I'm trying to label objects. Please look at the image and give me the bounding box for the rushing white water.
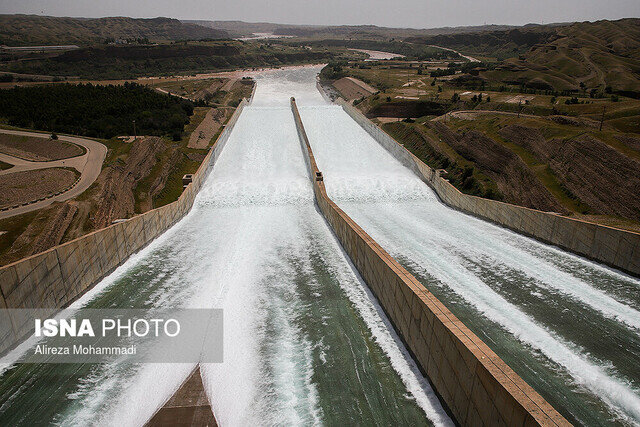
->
[4,65,638,426]
[0,67,451,426]
[299,91,640,424]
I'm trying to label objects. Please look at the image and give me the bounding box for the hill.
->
[406,27,557,59]
[0,15,228,46]
[186,19,529,40]
[0,40,333,79]
[407,19,640,97]
[492,19,640,97]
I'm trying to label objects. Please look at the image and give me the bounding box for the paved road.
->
[0,130,107,219]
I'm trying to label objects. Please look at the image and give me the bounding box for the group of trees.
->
[430,68,456,78]
[0,82,196,139]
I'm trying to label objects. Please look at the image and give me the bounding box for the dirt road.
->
[0,130,106,219]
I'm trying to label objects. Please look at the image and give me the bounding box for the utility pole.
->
[133,119,137,140]
[599,105,606,132]
[517,100,522,118]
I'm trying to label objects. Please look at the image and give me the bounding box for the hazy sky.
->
[1,0,639,28]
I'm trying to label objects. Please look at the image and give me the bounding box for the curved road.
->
[0,129,107,219]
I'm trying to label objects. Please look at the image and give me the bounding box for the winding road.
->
[0,130,107,219]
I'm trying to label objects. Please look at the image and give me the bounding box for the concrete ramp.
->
[146,366,217,427]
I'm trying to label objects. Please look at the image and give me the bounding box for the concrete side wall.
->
[0,99,248,353]
[291,98,568,426]
[338,99,640,277]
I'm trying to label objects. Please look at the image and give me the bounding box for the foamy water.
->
[0,66,450,426]
[299,93,640,425]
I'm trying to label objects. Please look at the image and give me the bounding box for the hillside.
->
[492,19,640,97]
[408,19,640,97]
[1,42,332,79]
[406,27,557,59]
[0,15,228,46]
[187,19,529,40]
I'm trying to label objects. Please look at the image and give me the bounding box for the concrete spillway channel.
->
[295,73,640,424]
[0,67,450,426]
[0,66,638,426]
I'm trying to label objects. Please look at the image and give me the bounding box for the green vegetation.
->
[383,121,501,200]
[0,210,39,260]
[1,41,334,79]
[406,28,555,60]
[0,82,197,138]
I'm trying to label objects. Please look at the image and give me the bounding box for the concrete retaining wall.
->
[0,99,248,354]
[337,99,640,277]
[291,98,568,426]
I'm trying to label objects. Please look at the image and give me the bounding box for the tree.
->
[50,132,58,140]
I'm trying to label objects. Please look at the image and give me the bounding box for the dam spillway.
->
[0,66,639,426]
[0,68,449,426]
[298,98,640,424]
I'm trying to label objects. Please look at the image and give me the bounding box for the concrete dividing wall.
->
[291,98,569,426]
[337,99,640,277]
[0,99,248,354]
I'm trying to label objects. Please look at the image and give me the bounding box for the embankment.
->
[0,99,248,355]
[290,98,568,426]
[337,99,640,278]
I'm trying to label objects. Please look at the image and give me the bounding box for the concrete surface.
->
[0,99,248,355]
[338,99,640,278]
[291,97,569,427]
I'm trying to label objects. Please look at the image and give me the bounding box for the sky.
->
[0,0,639,28]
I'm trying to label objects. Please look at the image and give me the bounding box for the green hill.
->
[0,15,228,46]
[408,19,640,97]
[498,19,640,97]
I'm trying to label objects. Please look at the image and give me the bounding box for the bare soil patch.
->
[616,134,640,152]
[0,168,78,209]
[6,203,77,260]
[548,115,599,129]
[431,121,565,213]
[188,108,231,149]
[332,77,376,100]
[499,125,640,221]
[0,133,84,161]
[89,136,189,228]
